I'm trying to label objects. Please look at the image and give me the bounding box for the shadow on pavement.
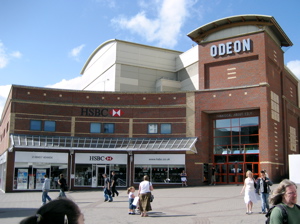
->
[0,208,37,219]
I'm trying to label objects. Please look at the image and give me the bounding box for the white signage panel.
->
[134,154,185,165]
[75,153,127,164]
[15,152,68,163]
[289,154,300,184]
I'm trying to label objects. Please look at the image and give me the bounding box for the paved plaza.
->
[1,184,299,224]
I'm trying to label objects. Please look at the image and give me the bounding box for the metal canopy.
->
[9,134,198,153]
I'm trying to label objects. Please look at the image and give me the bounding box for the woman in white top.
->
[138,175,154,217]
[240,170,258,214]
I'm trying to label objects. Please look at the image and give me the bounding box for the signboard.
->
[75,153,127,164]
[15,152,68,163]
[134,154,185,165]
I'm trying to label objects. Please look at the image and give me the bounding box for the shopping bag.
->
[132,196,139,206]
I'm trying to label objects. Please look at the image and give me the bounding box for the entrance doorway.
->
[215,162,259,184]
[96,166,106,187]
[228,163,244,184]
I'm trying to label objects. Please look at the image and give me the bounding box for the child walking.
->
[127,186,136,215]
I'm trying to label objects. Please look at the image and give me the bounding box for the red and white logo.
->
[110,109,124,117]
[105,156,113,161]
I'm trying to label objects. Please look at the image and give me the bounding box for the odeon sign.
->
[80,108,124,117]
[210,38,251,57]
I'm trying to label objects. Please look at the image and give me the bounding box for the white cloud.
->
[10,51,22,58]
[46,76,84,90]
[0,85,12,118]
[112,0,194,48]
[0,41,22,69]
[0,42,9,68]
[69,44,85,61]
[287,60,300,80]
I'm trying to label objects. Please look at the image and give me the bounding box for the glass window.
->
[134,165,185,183]
[161,124,171,134]
[213,116,259,155]
[30,120,42,131]
[14,164,67,190]
[214,137,231,146]
[215,119,231,128]
[90,123,101,133]
[214,128,231,137]
[148,124,158,134]
[75,164,93,186]
[44,121,56,132]
[103,123,114,133]
[240,117,259,126]
[231,118,239,127]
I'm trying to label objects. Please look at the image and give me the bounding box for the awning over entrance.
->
[9,134,198,153]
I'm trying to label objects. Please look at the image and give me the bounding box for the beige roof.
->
[187,14,293,47]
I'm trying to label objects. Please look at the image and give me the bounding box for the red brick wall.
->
[199,32,267,90]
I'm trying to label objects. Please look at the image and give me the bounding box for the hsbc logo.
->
[110,109,124,117]
[81,108,124,117]
[90,156,114,161]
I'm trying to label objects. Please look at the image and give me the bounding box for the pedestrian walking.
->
[103,173,113,202]
[138,175,153,217]
[240,170,258,214]
[111,171,119,197]
[58,174,67,198]
[209,166,216,185]
[127,186,136,215]
[41,174,52,206]
[256,170,273,214]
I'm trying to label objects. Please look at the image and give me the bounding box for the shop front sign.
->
[210,38,251,57]
[134,154,185,165]
[75,153,127,164]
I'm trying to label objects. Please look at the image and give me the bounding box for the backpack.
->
[265,204,300,224]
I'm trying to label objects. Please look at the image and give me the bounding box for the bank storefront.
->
[74,153,127,188]
[14,151,68,190]
[7,134,197,191]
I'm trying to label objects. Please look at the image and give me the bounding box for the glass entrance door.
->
[228,163,244,184]
[96,166,106,187]
[244,163,259,179]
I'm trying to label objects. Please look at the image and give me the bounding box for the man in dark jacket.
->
[256,170,273,214]
[58,174,67,198]
[110,171,119,197]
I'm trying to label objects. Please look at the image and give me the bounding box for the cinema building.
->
[0,15,299,192]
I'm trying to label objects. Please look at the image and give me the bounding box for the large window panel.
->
[90,123,101,133]
[215,119,231,128]
[44,121,56,132]
[240,117,259,126]
[161,123,171,134]
[103,123,114,133]
[30,120,42,131]
[214,128,231,137]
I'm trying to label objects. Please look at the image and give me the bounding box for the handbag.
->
[150,193,154,202]
[149,182,154,202]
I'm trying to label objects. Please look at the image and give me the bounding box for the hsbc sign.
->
[80,108,124,117]
[90,156,113,161]
[75,153,127,164]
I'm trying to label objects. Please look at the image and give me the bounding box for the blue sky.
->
[1,0,300,117]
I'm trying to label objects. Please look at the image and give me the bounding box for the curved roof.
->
[80,39,116,75]
[187,14,293,47]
